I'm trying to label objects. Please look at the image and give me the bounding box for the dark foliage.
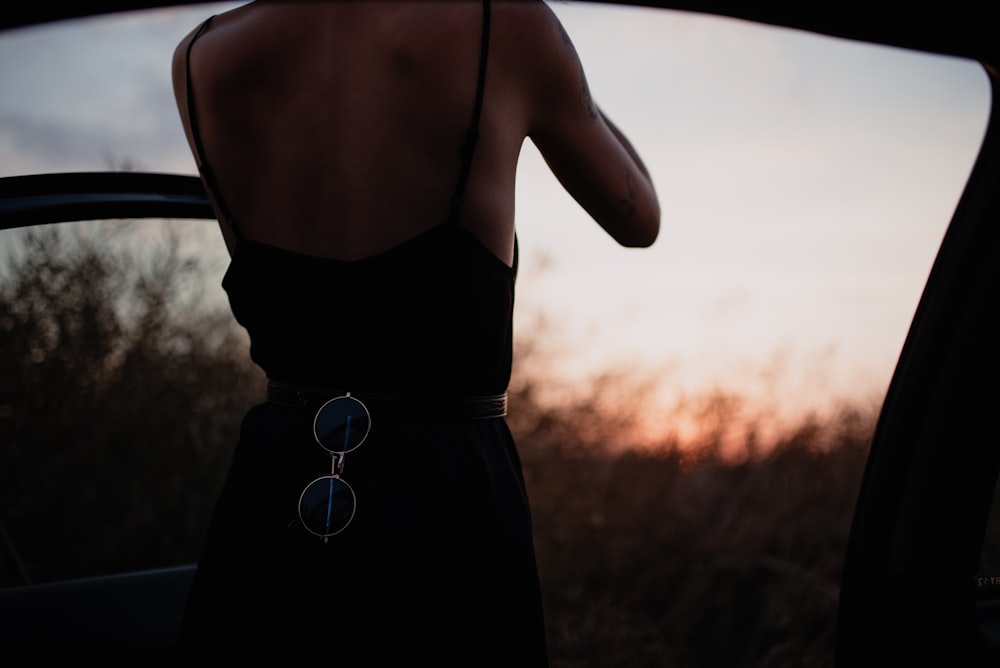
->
[0,224,872,667]
[0,225,262,583]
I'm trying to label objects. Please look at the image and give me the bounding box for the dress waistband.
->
[266,379,507,420]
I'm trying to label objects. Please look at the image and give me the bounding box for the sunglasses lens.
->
[299,475,356,537]
[313,396,371,454]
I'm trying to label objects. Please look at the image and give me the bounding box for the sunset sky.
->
[0,1,991,431]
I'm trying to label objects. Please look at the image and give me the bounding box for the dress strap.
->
[445,0,491,226]
[184,15,243,241]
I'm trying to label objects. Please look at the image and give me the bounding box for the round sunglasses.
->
[297,393,371,541]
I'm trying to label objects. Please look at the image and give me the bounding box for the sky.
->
[0,2,991,433]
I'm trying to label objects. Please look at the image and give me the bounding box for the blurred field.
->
[0,225,874,666]
[516,388,871,667]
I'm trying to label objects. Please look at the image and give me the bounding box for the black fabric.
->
[224,226,515,396]
[266,379,508,420]
[178,403,548,663]
[177,2,548,663]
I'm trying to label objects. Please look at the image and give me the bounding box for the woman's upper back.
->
[174,0,659,268]
[172,0,659,392]
[174,0,543,266]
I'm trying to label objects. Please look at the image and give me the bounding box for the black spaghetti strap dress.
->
[176,3,549,665]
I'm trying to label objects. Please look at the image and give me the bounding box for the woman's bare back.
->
[173,0,658,266]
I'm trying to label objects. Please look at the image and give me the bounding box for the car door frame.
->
[2,2,999,663]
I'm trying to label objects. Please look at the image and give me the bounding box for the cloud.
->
[0,113,104,173]
[0,103,192,176]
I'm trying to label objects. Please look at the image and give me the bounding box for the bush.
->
[0,223,873,667]
[0,224,262,582]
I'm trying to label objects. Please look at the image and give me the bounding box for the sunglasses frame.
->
[297,393,371,541]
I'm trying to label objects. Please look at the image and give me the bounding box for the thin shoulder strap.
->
[446,0,491,225]
[184,15,243,239]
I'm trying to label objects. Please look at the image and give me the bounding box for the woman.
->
[171,0,658,663]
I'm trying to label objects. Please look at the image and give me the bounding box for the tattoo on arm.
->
[556,21,599,121]
[616,170,638,221]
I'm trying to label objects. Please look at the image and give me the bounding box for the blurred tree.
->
[0,223,262,586]
[0,222,874,667]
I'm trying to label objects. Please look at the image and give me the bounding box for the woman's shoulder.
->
[492,1,585,79]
